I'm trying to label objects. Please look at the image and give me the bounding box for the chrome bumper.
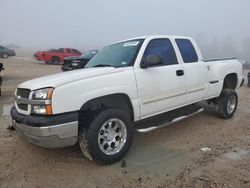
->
[12,119,78,148]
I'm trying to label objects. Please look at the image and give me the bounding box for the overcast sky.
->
[0,0,249,50]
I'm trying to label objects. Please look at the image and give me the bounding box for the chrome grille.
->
[16,88,31,111]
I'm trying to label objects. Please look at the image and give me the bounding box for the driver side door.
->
[134,38,187,119]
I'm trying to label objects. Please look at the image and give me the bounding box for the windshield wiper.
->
[93,64,113,67]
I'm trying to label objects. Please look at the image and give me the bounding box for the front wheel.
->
[215,89,238,119]
[51,57,60,64]
[79,108,134,164]
[1,53,8,58]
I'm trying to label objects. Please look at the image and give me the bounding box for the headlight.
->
[31,88,54,115]
[32,88,53,100]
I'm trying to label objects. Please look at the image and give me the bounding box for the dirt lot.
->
[0,56,250,188]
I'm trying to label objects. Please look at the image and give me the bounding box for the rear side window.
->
[142,39,178,66]
[175,39,198,63]
[66,49,72,53]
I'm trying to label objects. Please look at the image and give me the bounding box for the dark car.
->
[61,50,98,71]
[0,46,16,58]
[0,62,4,96]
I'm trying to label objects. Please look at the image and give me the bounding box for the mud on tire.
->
[215,89,238,119]
[79,108,134,164]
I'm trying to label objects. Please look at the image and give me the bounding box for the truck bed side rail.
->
[203,57,237,62]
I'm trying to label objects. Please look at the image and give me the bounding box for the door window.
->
[58,48,64,53]
[66,49,72,53]
[142,39,178,66]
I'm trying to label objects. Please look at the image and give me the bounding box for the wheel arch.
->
[222,73,238,89]
[78,93,135,126]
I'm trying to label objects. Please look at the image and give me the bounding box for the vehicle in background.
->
[0,62,4,96]
[61,50,98,71]
[0,46,16,58]
[34,48,82,64]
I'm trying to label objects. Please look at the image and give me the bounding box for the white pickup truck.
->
[11,35,244,164]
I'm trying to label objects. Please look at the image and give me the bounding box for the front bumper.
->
[11,106,79,148]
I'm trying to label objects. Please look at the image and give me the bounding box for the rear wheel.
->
[79,108,134,164]
[215,89,238,119]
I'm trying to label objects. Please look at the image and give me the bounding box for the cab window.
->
[66,49,72,53]
[175,39,198,63]
[142,39,178,66]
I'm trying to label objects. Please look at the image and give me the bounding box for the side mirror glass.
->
[141,55,163,69]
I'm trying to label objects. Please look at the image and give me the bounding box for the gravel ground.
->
[0,57,249,188]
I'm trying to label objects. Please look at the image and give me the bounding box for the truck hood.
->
[18,67,124,91]
[64,56,87,61]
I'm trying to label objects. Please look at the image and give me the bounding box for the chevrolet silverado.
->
[11,35,244,164]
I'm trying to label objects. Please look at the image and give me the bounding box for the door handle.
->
[176,70,184,76]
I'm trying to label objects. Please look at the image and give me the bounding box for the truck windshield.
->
[80,50,98,59]
[85,39,144,68]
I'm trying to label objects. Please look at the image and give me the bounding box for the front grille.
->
[16,88,30,99]
[17,103,28,111]
[16,88,30,112]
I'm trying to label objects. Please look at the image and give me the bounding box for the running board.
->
[135,104,204,133]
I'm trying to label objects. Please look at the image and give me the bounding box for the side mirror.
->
[141,55,163,69]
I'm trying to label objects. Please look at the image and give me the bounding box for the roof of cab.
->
[115,35,192,44]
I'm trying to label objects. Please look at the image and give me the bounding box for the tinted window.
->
[66,49,72,53]
[58,48,64,53]
[142,39,178,66]
[175,39,198,63]
[48,49,58,52]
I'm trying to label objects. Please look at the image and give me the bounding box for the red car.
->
[34,48,82,64]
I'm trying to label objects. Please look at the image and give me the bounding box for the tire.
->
[215,89,238,119]
[61,63,71,71]
[51,57,60,64]
[79,108,134,164]
[1,53,8,58]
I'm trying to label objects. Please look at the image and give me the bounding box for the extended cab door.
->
[134,38,186,119]
[175,38,209,103]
